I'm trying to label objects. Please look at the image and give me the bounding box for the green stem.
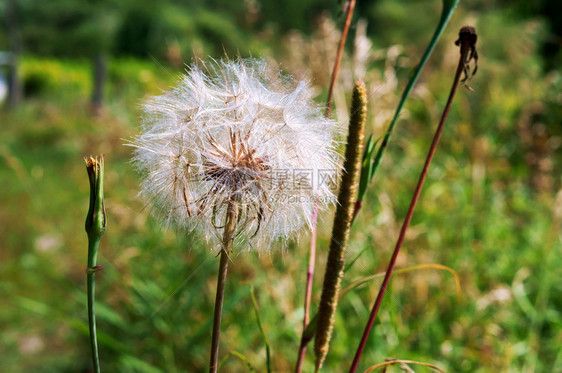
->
[84,155,106,373]
[87,238,101,373]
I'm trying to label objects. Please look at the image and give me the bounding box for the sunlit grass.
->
[1,19,560,371]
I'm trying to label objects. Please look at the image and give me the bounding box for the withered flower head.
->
[131,58,340,250]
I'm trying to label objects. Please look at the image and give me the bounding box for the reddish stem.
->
[295,204,318,373]
[325,0,356,118]
[348,28,476,373]
[295,2,357,371]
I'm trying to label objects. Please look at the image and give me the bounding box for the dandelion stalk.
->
[84,155,106,373]
[348,26,478,372]
[314,82,367,371]
[209,199,237,373]
[296,2,357,370]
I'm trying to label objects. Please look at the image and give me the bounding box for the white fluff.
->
[131,58,340,251]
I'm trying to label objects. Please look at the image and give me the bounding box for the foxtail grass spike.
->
[296,3,357,370]
[314,82,367,370]
[85,155,106,373]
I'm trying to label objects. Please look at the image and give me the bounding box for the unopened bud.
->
[85,155,106,240]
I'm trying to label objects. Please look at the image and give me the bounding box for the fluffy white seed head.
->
[131,58,340,251]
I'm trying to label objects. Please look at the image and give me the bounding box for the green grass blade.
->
[344,246,371,273]
[340,263,462,302]
[219,351,257,372]
[364,358,446,373]
[357,134,379,206]
[249,285,271,373]
[306,263,461,349]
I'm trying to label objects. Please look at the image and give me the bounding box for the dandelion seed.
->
[131,58,340,251]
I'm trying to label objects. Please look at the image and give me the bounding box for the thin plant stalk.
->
[348,26,478,372]
[209,200,238,373]
[85,155,106,373]
[295,2,356,371]
[295,204,318,373]
[87,248,101,373]
[354,0,460,220]
[325,0,356,118]
[250,285,272,373]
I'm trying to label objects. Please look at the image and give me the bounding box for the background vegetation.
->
[1,0,561,372]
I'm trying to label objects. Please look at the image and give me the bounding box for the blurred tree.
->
[14,0,119,112]
[3,0,22,108]
[512,0,562,70]
[114,4,154,58]
[16,0,117,57]
[258,0,338,33]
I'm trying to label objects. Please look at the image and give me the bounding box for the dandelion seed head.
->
[131,58,340,251]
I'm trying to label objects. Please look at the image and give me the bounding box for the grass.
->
[1,18,561,372]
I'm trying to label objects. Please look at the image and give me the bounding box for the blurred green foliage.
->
[0,0,561,372]
[2,0,561,65]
